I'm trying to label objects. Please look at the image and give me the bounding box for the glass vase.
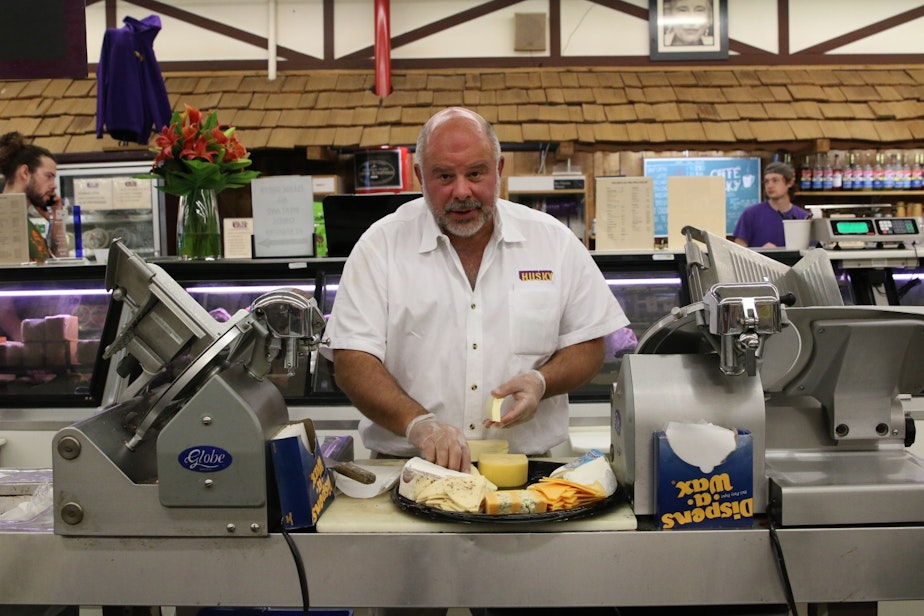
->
[177,188,222,260]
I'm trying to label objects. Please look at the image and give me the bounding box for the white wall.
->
[84,0,924,65]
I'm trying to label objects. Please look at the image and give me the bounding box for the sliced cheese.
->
[491,397,503,421]
[415,475,496,512]
[484,396,505,422]
[467,439,509,462]
[477,452,528,488]
[484,490,548,515]
[397,456,471,501]
[529,477,608,511]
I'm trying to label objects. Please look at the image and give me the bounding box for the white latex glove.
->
[406,414,470,472]
[483,369,546,429]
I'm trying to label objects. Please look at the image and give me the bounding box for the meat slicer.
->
[52,240,327,537]
[612,226,924,525]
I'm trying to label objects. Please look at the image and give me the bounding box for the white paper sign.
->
[73,178,114,211]
[251,175,315,258]
[112,177,154,210]
[594,176,654,251]
[223,217,254,259]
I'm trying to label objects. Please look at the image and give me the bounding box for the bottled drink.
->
[911,154,923,190]
[843,153,855,190]
[862,154,874,191]
[872,153,884,191]
[900,153,912,189]
[799,156,813,191]
[811,154,824,191]
[883,153,897,190]
[831,154,843,190]
[822,154,834,190]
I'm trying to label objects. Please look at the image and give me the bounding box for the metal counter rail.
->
[1,523,922,608]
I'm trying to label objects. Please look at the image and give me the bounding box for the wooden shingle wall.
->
[1,67,923,158]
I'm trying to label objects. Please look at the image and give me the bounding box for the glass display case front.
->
[56,161,165,262]
[0,263,110,408]
[9,249,924,416]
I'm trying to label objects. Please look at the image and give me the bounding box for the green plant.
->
[137,104,259,196]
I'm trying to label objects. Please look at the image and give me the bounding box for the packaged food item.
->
[549,449,618,497]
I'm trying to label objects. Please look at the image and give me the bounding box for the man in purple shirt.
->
[733,162,811,248]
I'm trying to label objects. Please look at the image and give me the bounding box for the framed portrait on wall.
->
[649,0,728,61]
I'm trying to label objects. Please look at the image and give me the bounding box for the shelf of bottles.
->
[797,150,924,193]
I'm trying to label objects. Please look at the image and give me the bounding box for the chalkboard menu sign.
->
[643,157,761,237]
[0,0,87,79]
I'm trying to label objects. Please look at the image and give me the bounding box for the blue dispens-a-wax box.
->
[655,424,754,530]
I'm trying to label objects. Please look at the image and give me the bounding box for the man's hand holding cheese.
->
[324,107,629,473]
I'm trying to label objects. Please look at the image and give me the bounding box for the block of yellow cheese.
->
[467,439,509,462]
[477,452,528,488]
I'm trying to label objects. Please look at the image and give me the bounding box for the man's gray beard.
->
[431,198,494,238]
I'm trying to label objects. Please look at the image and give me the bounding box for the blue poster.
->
[643,157,761,237]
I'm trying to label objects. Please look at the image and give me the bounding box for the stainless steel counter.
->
[1,514,922,608]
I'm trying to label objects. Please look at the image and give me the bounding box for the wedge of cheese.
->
[397,457,472,501]
[484,490,548,515]
[550,452,618,497]
[477,452,528,488]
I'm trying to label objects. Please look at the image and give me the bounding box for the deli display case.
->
[56,161,166,262]
[4,248,924,416]
[0,252,694,413]
[0,263,110,410]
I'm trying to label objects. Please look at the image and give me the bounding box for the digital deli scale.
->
[812,216,924,248]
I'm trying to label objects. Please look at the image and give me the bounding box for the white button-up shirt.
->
[324,197,628,455]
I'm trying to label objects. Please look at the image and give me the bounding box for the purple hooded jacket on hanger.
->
[96,15,172,145]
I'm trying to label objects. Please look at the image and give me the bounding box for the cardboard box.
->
[269,418,335,530]
[655,425,754,530]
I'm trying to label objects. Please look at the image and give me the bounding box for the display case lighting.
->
[0,289,109,297]
[607,277,682,287]
[320,278,684,294]
[184,284,315,295]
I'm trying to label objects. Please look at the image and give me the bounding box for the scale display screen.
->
[875,218,919,236]
[830,219,875,236]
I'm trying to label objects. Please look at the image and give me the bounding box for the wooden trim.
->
[324,0,335,62]
[798,4,924,55]
[339,0,523,61]
[124,0,319,63]
[587,0,648,20]
[778,0,790,56]
[549,0,561,60]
